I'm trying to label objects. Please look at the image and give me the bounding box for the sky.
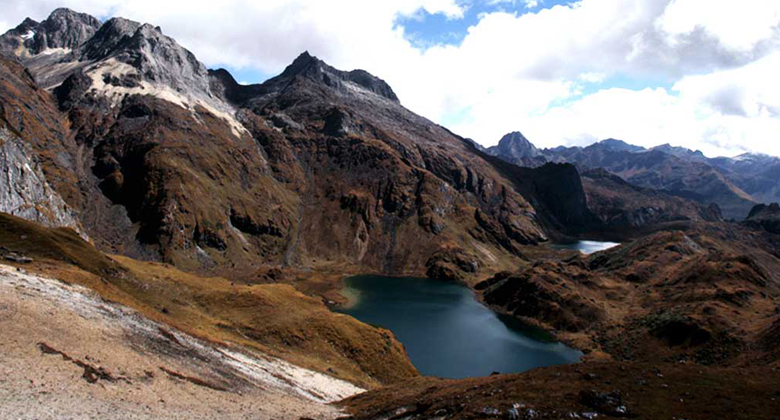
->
[2,0,779,157]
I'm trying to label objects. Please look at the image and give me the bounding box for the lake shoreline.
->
[335,274,582,379]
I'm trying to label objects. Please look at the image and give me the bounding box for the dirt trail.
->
[0,264,363,419]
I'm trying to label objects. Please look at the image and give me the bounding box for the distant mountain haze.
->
[487,133,778,220]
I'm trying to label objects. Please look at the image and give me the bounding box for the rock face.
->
[744,203,780,234]
[0,9,594,280]
[0,51,85,237]
[488,134,765,220]
[0,127,84,236]
[486,132,543,166]
[0,8,101,56]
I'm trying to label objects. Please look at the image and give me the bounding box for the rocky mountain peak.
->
[596,138,645,153]
[0,8,100,57]
[80,16,207,83]
[80,17,142,61]
[14,18,40,35]
[493,132,540,158]
[280,51,322,76]
[51,13,220,112]
[267,51,400,103]
[31,8,100,54]
[652,143,707,161]
[119,21,209,83]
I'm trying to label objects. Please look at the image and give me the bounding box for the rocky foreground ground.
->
[0,263,361,419]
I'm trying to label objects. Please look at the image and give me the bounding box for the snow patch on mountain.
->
[38,47,71,56]
[86,59,248,138]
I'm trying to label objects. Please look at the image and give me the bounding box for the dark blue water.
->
[338,275,582,379]
[551,240,620,254]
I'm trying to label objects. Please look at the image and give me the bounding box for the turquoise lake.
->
[338,275,582,379]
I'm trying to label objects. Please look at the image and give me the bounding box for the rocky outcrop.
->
[0,8,100,57]
[477,265,604,332]
[342,361,780,420]
[425,247,480,283]
[0,124,84,235]
[0,126,84,236]
[744,203,780,234]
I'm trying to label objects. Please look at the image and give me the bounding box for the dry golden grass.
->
[0,213,417,388]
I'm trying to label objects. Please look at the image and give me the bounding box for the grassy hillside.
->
[0,212,417,388]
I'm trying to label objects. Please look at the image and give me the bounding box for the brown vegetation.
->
[0,212,417,388]
[342,361,780,420]
[477,223,780,368]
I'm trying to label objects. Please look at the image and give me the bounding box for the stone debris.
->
[579,390,633,418]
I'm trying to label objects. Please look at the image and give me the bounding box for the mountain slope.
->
[0,211,417,387]
[476,224,780,367]
[581,168,722,233]
[0,9,593,282]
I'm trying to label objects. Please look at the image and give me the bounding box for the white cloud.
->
[657,0,780,51]
[578,72,607,83]
[1,0,779,157]
[449,52,780,158]
[674,52,780,119]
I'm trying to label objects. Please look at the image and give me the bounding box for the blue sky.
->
[399,0,571,48]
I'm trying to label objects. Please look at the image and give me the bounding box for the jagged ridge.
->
[0,8,594,282]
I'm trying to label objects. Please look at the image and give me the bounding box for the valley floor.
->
[0,264,361,420]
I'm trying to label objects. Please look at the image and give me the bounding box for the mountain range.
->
[2,8,780,420]
[487,132,780,220]
[0,8,599,283]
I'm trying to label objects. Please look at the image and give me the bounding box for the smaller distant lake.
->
[338,275,582,379]
[551,240,620,254]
